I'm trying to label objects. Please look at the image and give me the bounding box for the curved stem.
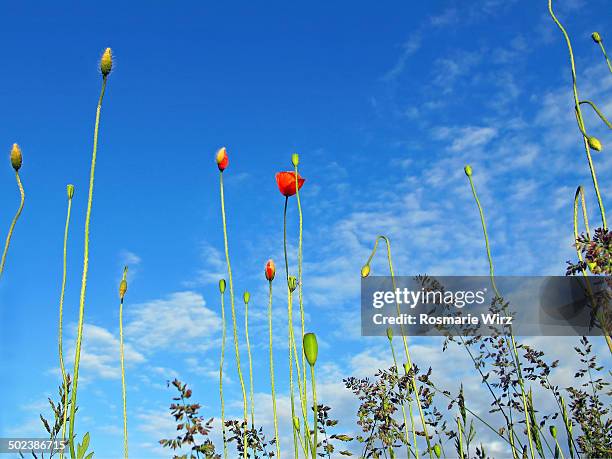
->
[597,39,612,74]
[579,100,612,129]
[68,76,107,459]
[0,171,25,279]
[268,281,280,459]
[58,196,73,459]
[220,289,228,459]
[219,172,248,459]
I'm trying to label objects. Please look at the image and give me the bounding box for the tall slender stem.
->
[0,171,25,279]
[219,287,228,459]
[119,268,128,459]
[219,172,248,459]
[389,336,414,458]
[68,76,108,459]
[268,281,280,459]
[310,365,318,459]
[244,296,255,431]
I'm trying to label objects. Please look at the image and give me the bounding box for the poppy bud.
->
[216,147,229,171]
[592,32,602,43]
[67,184,75,200]
[243,291,250,304]
[100,48,113,77]
[588,136,602,152]
[549,425,557,438]
[119,279,127,301]
[288,276,297,292]
[10,143,22,172]
[433,444,442,458]
[464,165,472,177]
[303,332,318,366]
[219,279,226,294]
[265,259,276,281]
[361,265,370,278]
[386,327,393,341]
[293,416,300,432]
[291,153,299,167]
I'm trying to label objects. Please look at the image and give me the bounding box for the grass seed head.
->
[66,184,75,199]
[303,332,318,366]
[10,143,22,171]
[219,279,226,294]
[592,32,602,43]
[100,48,113,77]
[588,136,602,151]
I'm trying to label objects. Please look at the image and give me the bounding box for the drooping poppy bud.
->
[464,165,472,177]
[433,444,442,458]
[288,276,297,292]
[265,259,276,281]
[588,136,602,152]
[275,171,305,197]
[549,425,557,438]
[67,184,75,200]
[243,291,250,304]
[10,143,22,172]
[386,327,393,341]
[361,265,370,278]
[291,153,299,167]
[100,48,113,77]
[216,147,229,171]
[303,332,318,366]
[592,32,602,43]
[219,279,226,294]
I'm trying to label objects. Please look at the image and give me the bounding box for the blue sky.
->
[1,0,611,457]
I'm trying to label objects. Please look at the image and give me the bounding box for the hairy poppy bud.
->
[303,332,318,366]
[219,279,226,294]
[361,265,370,278]
[66,184,75,200]
[433,444,442,458]
[288,276,297,292]
[291,153,299,167]
[100,48,113,77]
[265,259,276,281]
[464,165,472,177]
[243,291,250,304]
[293,416,300,432]
[592,32,602,43]
[10,143,22,171]
[588,136,602,152]
[386,327,393,341]
[216,147,229,171]
[119,266,128,300]
[549,425,557,438]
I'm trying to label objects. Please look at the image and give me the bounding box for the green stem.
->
[220,289,228,459]
[310,364,318,459]
[457,417,464,459]
[0,171,25,279]
[219,171,248,459]
[59,195,73,459]
[244,297,255,431]
[597,39,612,74]
[68,76,107,459]
[119,298,128,459]
[579,100,612,129]
[389,337,415,459]
[268,281,280,459]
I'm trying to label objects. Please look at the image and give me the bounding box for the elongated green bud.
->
[433,444,442,458]
[288,275,297,292]
[386,327,393,341]
[588,136,602,152]
[219,279,226,294]
[292,153,299,167]
[243,291,250,303]
[464,164,472,177]
[303,332,318,366]
[293,416,300,432]
[100,48,113,76]
[592,32,602,43]
[549,425,557,438]
[119,266,128,301]
[361,264,370,278]
[67,184,75,199]
[10,143,22,171]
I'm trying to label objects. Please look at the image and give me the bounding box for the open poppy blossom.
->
[275,171,305,197]
[216,147,228,171]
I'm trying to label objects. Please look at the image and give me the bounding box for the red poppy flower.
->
[216,147,228,171]
[275,171,305,197]
[265,259,276,281]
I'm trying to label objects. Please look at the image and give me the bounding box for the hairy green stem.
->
[0,171,25,279]
[579,100,612,129]
[268,281,280,459]
[389,336,415,458]
[310,364,318,459]
[244,296,255,431]
[596,37,612,74]
[68,76,107,459]
[219,288,228,459]
[119,271,128,459]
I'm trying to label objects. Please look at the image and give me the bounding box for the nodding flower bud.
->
[386,327,393,341]
[219,279,226,294]
[243,291,250,304]
[216,147,229,172]
[433,444,442,458]
[119,266,128,301]
[10,143,22,171]
[361,264,370,278]
[588,136,602,152]
[591,32,602,43]
[100,48,113,77]
[293,416,300,432]
[66,184,75,200]
[549,425,557,438]
[464,165,472,177]
[288,275,297,292]
[291,153,299,167]
[265,259,276,282]
[303,332,318,366]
